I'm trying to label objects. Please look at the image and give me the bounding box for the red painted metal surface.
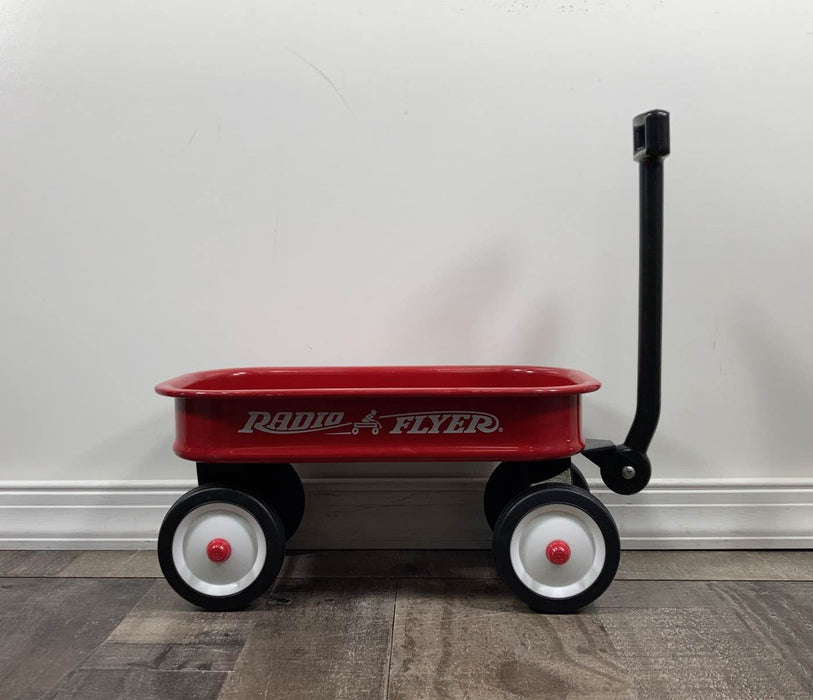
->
[156,366,600,464]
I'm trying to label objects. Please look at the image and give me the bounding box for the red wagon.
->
[156,110,670,613]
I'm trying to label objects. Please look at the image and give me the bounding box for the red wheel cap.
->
[206,538,231,563]
[546,540,570,565]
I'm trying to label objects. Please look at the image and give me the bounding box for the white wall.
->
[2,0,812,484]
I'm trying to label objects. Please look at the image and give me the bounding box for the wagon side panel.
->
[172,395,584,463]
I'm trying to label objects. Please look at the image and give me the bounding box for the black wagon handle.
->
[583,109,670,495]
[627,109,669,453]
[633,110,670,161]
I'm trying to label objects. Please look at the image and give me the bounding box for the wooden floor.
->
[0,551,811,699]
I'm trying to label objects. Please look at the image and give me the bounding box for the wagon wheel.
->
[492,483,620,613]
[483,460,589,531]
[158,485,285,611]
[197,463,305,541]
[569,464,589,491]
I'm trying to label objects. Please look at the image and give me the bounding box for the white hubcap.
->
[172,502,266,597]
[509,502,606,599]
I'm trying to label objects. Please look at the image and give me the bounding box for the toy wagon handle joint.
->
[583,109,670,495]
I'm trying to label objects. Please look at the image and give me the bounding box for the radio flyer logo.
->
[239,409,502,436]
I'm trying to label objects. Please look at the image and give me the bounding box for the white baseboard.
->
[1,478,811,550]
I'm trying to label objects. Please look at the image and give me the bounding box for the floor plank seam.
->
[383,580,398,700]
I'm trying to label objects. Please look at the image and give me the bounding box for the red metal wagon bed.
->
[155,365,601,463]
[155,110,671,614]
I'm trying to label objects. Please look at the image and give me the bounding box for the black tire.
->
[158,485,286,611]
[493,483,620,613]
[197,463,305,540]
[483,459,573,530]
[569,464,590,491]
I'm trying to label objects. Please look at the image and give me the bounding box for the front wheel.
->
[483,460,588,531]
[493,484,620,613]
[158,485,286,611]
[569,464,589,491]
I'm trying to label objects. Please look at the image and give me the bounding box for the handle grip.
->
[633,110,670,161]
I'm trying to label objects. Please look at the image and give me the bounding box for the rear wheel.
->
[483,460,589,530]
[493,483,620,613]
[197,463,305,540]
[158,485,285,611]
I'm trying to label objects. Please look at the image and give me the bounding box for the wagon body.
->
[156,365,600,463]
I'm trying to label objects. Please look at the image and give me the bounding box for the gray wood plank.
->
[0,550,81,576]
[125,577,207,612]
[218,578,396,699]
[388,579,636,700]
[596,579,724,609]
[598,587,811,699]
[107,611,253,646]
[708,581,813,695]
[70,579,254,695]
[121,577,294,615]
[56,550,162,577]
[617,550,813,581]
[81,642,243,672]
[0,578,152,700]
[105,584,255,647]
[45,668,228,700]
[281,549,496,579]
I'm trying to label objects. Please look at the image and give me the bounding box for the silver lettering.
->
[427,414,448,434]
[268,412,292,432]
[465,414,499,434]
[325,412,343,427]
[312,412,328,429]
[391,416,412,434]
[408,415,429,434]
[239,411,271,433]
[239,410,346,434]
[386,412,500,436]
[290,412,314,431]
[446,414,469,434]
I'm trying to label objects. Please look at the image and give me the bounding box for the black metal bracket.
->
[582,439,652,495]
[584,110,669,495]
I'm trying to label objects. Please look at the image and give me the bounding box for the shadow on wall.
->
[383,241,563,365]
[730,304,813,467]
